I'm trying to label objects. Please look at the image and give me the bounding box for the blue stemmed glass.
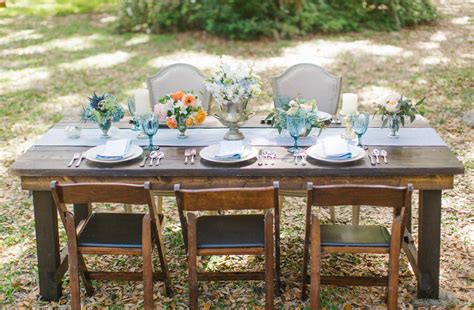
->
[274,94,291,109]
[287,116,305,153]
[140,113,159,151]
[128,97,140,131]
[351,112,369,149]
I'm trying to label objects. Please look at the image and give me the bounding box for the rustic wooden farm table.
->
[10,115,463,301]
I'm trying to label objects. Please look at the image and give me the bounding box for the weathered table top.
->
[10,115,464,191]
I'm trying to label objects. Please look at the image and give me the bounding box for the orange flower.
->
[183,94,196,107]
[166,117,177,129]
[185,117,194,127]
[171,91,184,101]
[195,109,206,124]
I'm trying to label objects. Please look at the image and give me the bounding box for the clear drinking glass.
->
[128,97,140,131]
[140,113,159,150]
[274,94,291,109]
[287,116,305,153]
[351,112,369,149]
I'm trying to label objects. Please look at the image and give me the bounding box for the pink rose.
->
[154,104,169,121]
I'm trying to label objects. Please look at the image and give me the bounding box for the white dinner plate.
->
[199,144,258,164]
[317,111,332,122]
[85,144,143,164]
[306,143,365,163]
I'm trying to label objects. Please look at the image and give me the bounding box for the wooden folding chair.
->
[174,182,281,310]
[301,183,413,309]
[50,181,171,310]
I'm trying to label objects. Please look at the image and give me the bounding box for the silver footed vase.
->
[214,99,255,140]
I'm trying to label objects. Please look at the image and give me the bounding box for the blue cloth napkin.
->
[321,137,352,159]
[214,141,244,160]
[96,139,131,160]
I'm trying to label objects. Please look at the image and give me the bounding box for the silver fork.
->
[190,148,197,165]
[184,149,191,165]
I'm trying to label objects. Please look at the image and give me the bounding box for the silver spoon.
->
[380,149,388,164]
[68,152,80,167]
[372,149,381,164]
[155,151,164,166]
[149,151,158,167]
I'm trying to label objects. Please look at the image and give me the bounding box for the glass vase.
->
[177,123,188,138]
[387,115,400,139]
[99,119,112,139]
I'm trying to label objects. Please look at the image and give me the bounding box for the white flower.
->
[381,93,401,113]
[287,107,299,116]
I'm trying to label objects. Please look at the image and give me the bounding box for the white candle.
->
[134,89,151,115]
[341,93,358,115]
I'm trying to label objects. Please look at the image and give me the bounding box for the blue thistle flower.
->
[88,92,105,110]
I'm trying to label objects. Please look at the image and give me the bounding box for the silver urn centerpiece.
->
[214,100,255,140]
[206,61,261,140]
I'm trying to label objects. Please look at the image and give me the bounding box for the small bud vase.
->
[99,119,112,139]
[177,122,188,139]
[387,115,400,139]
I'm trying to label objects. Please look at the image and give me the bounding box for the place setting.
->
[199,140,259,166]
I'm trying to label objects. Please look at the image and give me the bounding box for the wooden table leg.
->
[73,203,91,227]
[417,190,441,299]
[33,191,62,301]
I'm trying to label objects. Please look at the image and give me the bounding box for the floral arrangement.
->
[81,92,124,126]
[376,94,425,127]
[265,97,326,135]
[205,61,262,104]
[154,91,206,129]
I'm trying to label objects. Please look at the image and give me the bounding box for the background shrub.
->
[116,0,439,40]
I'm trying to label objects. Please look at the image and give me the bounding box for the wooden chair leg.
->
[329,206,336,223]
[154,221,172,296]
[310,215,321,310]
[187,213,199,310]
[157,195,164,216]
[352,205,360,225]
[264,213,274,310]
[301,208,312,300]
[387,218,402,309]
[123,204,133,213]
[142,214,154,309]
[78,253,94,297]
[275,200,282,296]
[65,213,81,310]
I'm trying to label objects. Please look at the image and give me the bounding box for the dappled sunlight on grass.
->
[150,39,414,74]
[124,34,150,46]
[59,50,133,70]
[0,67,50,95]
[1,34,102,56]
[0,29,43,45]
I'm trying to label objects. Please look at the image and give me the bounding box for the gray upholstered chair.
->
[272,64,357,224]
[272,63,342,114]
[147,63,211,113]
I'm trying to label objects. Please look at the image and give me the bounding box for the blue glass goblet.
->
[140,113,159,151]
[128,97,140,131]
[351,112,369,149]
[287,116,305,153]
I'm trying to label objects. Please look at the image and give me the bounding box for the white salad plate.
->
[199,144,258,164]
[306,143,365,163]
[84,144,143,164]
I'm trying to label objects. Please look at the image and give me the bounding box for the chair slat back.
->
[272,63,342,114]
[175,185,277,212]
[51,182,151,205]
[307,184,412,208]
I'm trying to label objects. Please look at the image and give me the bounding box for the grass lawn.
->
[0,0,472,308]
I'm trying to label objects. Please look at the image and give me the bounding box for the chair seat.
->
[196,214,264,249]
[321,225,390,247]
[78,213,144,248]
